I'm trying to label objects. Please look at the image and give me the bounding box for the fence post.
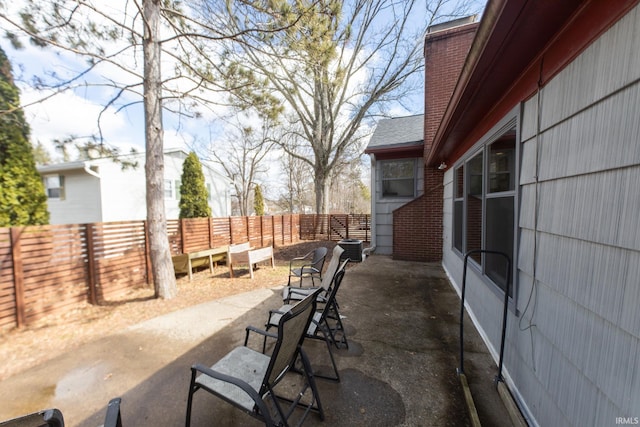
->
[209,217,214,249]
[85,223,98,305]
[180,218,187,254]
[9,227,25,328]
[144,221,153,285]
[228,217,233,244]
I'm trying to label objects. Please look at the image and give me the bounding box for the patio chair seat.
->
[195,346,270,411]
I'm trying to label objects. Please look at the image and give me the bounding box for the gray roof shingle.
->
[366,114,424,151]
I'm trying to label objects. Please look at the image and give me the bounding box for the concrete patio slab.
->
[0,255,514,426]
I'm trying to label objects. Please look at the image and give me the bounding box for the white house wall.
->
[44,151,231,224]
[443,5,640,426]
[47,169,102,225]
[164,153,185,219]
[99,159,147,222]
[201,164,231,218]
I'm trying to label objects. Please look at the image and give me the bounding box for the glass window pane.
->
[382,160,414,179]
[45,175,63,199]
[455,165,464,198]
[382,160,415,198]
[453,200,463,251]
[164,179,172,198]
[489,130,516,193]
[466,152,483,264]
[383,178,414,197]
[485,196,514,296]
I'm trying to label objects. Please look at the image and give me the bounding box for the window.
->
[452,121,517,297]
[44,175,65,199]
[175,180,181,199]
[164,179,173,198]
[453,166,464,252]
[381,159,415,198]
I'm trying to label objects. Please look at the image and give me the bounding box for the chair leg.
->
[309,333,340,382]
[185,369,199,427]
[325,302,348,349]
[299,349,325,421]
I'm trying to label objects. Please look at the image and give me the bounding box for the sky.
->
[2,0,485,197]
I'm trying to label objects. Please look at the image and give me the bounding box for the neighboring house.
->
[385,1,640,426]
[365,114,425,255]
[38,149,231,225]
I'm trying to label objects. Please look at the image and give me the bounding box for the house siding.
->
[443,5,640,426]
[46,169,102,224]
[41,151,231,225]
[99,160,147,222]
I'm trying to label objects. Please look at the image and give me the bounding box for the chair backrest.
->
[311,247,328,268]
[262,288,321,389]
[318,259,348,317]
[319,246,345,291]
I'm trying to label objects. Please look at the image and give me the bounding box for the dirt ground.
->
[0,241,336,382]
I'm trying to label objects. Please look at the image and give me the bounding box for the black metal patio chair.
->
[287,246,328,287]
[282,245,344,305]
[185,289,324,427]
[259,260,348,382]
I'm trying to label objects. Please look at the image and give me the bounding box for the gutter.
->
[83,164,100,178]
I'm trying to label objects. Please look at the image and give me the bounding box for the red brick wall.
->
[393,22,477,262]
[393,168,444,261]
[424,24,478,152]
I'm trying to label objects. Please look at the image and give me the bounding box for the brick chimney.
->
[424,16,479,154]
[392,16,478,262]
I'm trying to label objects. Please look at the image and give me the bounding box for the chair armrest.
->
[246,325,277,339]
[288,251,314,270]
[104,397,122,427]
[288,286,320,296]
[284,286,321,304]
[244,325,277,348]
[191,364,270,416]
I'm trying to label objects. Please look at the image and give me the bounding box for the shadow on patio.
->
[85,255,513,426]
[0,255,514,426]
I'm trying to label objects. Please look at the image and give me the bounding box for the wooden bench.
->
[227,242,275,279]
[172,245,228,281]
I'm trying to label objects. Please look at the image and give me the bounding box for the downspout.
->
[363,153,376,256]
[83,163,100,178]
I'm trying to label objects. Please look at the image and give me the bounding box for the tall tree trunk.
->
[314,167,331,214]
[143,0,177,299]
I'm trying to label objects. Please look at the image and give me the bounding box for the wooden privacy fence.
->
[0,213,369,330]
[299,214,370,242]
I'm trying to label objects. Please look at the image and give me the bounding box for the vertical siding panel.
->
[442,6,640,426]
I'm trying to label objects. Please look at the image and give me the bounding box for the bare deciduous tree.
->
[206,113,276,216]
[0,0,306,298]
[199,0,480,213]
